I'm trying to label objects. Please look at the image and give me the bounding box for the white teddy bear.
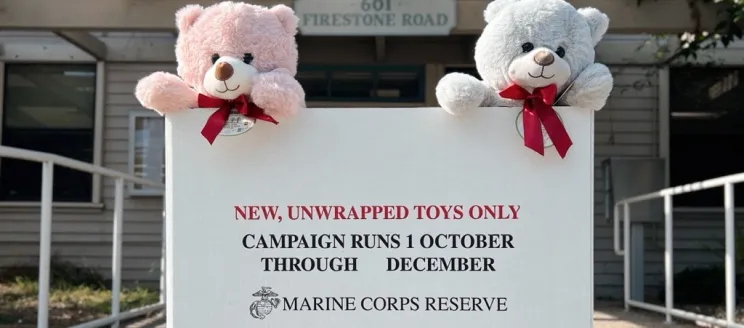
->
[435,0,614,115]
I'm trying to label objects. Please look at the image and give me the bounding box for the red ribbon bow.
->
[197,94,278,145]
[499,84,573,158]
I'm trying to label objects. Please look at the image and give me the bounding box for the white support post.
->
[614,204,623,255]
[630,224,645,302]
[663,194,673,323]
[0,61,6,174]
[657,66,670,188]
[160,209,166,304]
[91,61,106,204]
[111,178,125,328]
[724,183,736,324]
[623,202,631,311]
[37,161,54,328]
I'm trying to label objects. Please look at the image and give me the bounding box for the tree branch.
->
[638,0,744,65]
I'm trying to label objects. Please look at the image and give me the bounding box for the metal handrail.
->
[618,172,744,205]
[0,145,166,328]
[0,145,161,187]
[614,172,744,327]
[614,172,744,257]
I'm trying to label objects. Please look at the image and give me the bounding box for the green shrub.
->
[0,257,106,289]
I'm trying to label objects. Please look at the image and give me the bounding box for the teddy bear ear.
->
[484,0,519,23]
[577,7,610,46]
[269,4,300,36]
[175,4,204,34]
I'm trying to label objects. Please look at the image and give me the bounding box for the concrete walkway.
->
[122,302,698,328]
[593,302,694,327]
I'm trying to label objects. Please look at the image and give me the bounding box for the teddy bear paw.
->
[251,71,306,121]
[135,72,198,114]
[563,63,614,111]
[435,73,488,116]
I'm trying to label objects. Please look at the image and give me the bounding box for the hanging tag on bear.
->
[514,110,564,149]
[219,109,256,137]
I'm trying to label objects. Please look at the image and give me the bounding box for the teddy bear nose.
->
[214,62,234,81]
[533,51,555,66]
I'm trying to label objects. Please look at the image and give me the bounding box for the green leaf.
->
[733,26,743,39]
[716,20,729,31]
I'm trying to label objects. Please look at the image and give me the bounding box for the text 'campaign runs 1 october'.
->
[241,233,515,273]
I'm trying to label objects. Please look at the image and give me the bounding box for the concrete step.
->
[121,312,166,328]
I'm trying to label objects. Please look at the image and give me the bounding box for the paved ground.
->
[593,302,694,328]
[120,302,699,328]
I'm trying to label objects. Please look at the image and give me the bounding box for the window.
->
[0,64,97,202]
[297,65,425,102]
[669,67,744,207]
[444,66,480,80]
[128,111,165,196]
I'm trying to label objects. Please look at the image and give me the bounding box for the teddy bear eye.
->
[556,46,566,58]
[521,42,534,53]
[243,53,254,64]
[211,53,220,64]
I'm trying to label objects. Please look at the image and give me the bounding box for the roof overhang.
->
[4,32,744,66]
[0,0,722,34]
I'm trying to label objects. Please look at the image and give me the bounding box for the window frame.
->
[664,65,744,211]
[443,65,480,80]
[127,110,165,197]
[0,60,105,207]
[298,64,427,103]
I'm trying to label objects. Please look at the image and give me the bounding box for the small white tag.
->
[219,110,256,136]
[515,110,562,148]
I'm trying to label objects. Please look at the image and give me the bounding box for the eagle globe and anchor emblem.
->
[250,287,281,320]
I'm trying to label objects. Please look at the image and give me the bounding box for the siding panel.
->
[0,63,171,286]
[593,67,738,300]
[96,63,173,282]
[593,66,658,299]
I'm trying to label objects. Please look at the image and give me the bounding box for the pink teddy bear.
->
[134,1,305,127]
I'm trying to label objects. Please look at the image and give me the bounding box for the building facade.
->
[0,0,742,300]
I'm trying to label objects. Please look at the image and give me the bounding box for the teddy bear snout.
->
[533,51,555,67]
[214,62,234,81]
